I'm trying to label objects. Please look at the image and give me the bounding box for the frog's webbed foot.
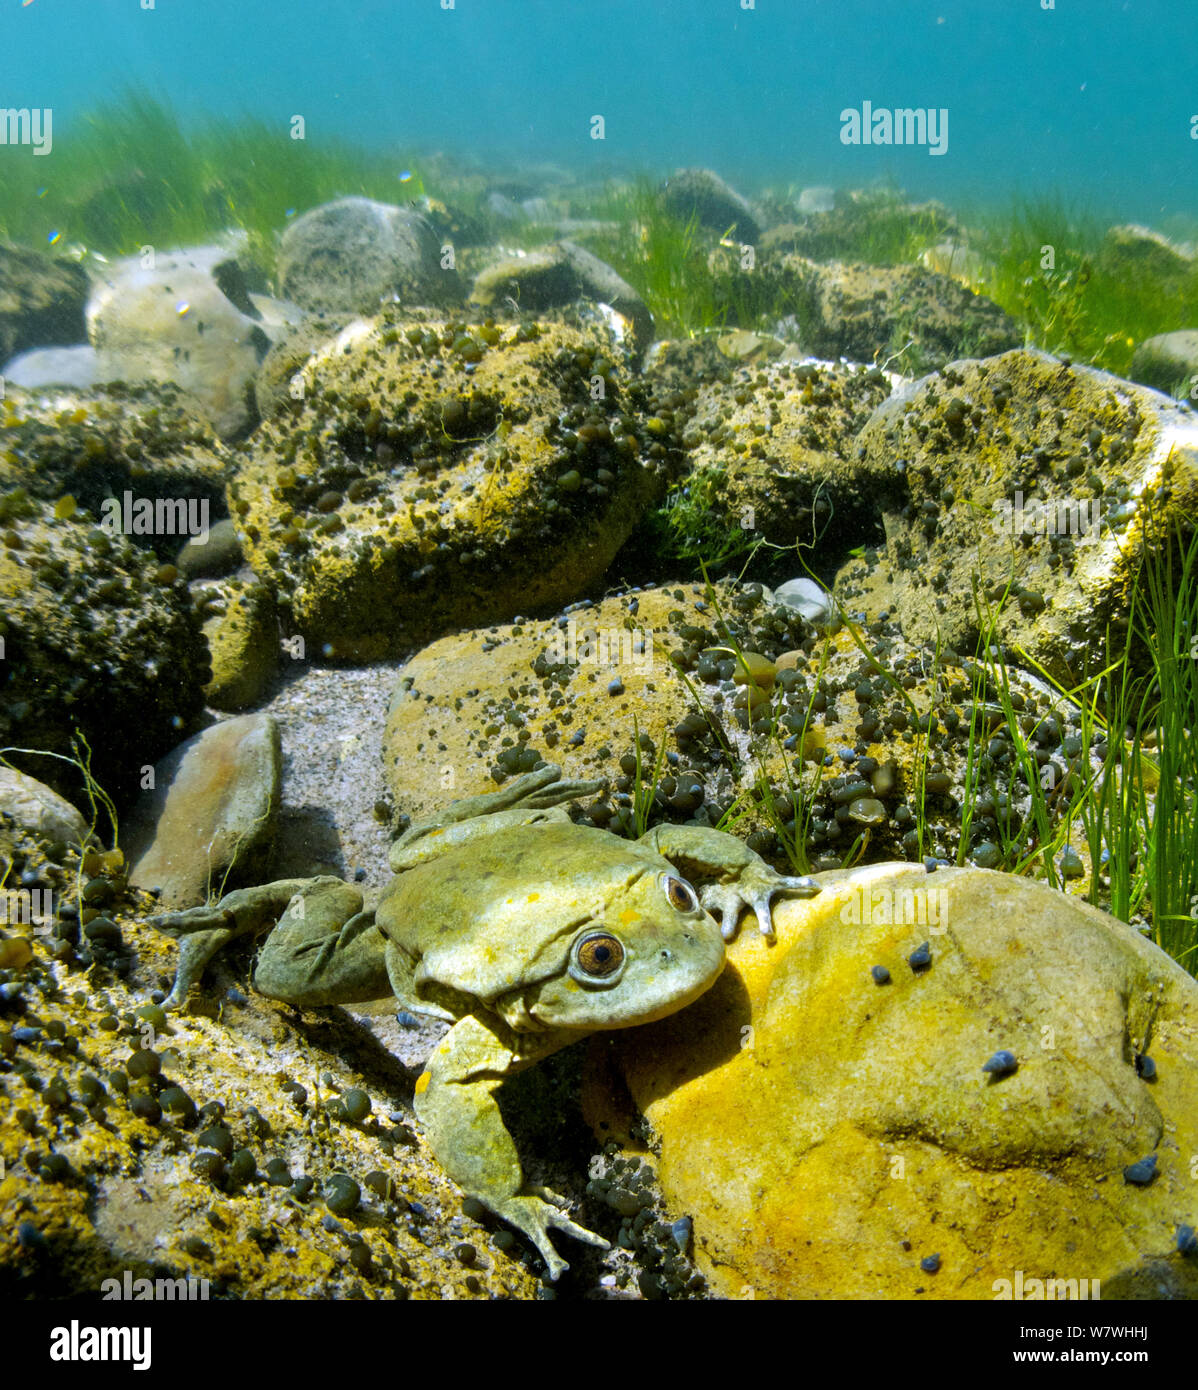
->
[148,879,325,1011]
[498,763,607,812]
[701,867,821,942]
[491,1189,609,1282]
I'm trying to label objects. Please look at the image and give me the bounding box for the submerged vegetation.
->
[0,90,426,278]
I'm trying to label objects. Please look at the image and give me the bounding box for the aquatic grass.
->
[967,195,1198,379]
[1001,489,1198,976]
[0,88,427,277]
[1128,505,1198,970]
[586,179,725,338]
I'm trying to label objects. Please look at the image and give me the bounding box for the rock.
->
[484,191,526,223]
[1098,225,1194,286]
[839,347,1198,684]
[0,382,231,559]
[759,191,962,264]
[277,197,459,316]
[0,767,92,847]
[660,168,761,244]
[796,186,837,215]
[86,252,271,439]
[1131,330,1198,400]
[126,713,281,910]
[587,863,1198,1299]
[469,242,652,351]
[175,517,243,580]
[252,316,342,420]
[803,259,1020,371]
[0,496,210,805]
[229,314,659,661]
[380,580,1066,876]
[200,581,278,712]
[1,344,99,391]
[667,356,892,551]
[0,244,89,363]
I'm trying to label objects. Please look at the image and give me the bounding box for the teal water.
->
[1,0,1194,219]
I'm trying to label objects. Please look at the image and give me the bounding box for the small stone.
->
[870,965,891,985]
[908,941,931,971]
[920,1253,941,1273]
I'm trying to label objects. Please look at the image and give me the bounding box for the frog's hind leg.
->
[252,879,392,1008]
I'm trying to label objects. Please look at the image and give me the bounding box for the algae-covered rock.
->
[125,713,281,910]
[0,243,89,363]
[1131,330,1198,399]
[229,314,660,661]
[0,382,231,557]
[837,348,1198,684]
[590,863,1198,1300]
[277,197,460,317]
[201,579,278,711]
[0,495,210,805]
[381,580,1082,876]
[660,168,761,243]
[672,356,893,552]
[0,805,540,1300]
[470,242,653,352]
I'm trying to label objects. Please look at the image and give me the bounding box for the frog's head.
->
[513,868,725,1032]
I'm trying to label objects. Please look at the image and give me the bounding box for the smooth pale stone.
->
[126,714,281,910]
[0,766,92,846]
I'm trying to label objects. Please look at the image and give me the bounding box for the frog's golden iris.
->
[572,930,625,981]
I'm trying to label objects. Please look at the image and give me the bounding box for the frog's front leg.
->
[414,1013,608,1281]
[636,824,820,941]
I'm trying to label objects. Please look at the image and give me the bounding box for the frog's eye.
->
[663,875,699,914]
[570,931,626,985]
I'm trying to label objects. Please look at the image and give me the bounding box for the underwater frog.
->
[150,764,820,1279]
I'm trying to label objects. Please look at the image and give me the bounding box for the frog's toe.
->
[495,1194,609,1281]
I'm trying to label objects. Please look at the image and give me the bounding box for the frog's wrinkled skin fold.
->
[149,763,821,1280]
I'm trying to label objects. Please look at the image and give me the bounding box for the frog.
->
[149,763,820,1279]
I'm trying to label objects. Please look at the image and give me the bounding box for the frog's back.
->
[376,821,670,1006]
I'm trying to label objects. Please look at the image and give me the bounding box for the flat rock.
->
[1,344,99,391]
[588,863,1198,1299]
[126,713,281,910]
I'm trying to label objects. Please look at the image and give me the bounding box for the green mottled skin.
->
[151,765,819,1278]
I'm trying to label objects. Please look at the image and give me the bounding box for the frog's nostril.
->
[660,949,673,961]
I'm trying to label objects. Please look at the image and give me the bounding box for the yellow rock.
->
[596,863,1198,1299]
